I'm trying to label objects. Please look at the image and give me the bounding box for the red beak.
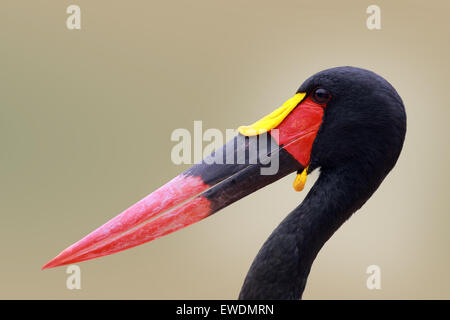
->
[42,174,211,269]
[43,94,326,269]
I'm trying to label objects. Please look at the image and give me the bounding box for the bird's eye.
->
[312,88,332,104]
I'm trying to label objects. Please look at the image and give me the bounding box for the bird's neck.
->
[238,163,384,300]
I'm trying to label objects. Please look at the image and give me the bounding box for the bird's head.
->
[43,66,406,269]
[300,67,406,174]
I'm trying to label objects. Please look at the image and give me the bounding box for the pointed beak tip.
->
[41,261,54,270]
[41,256,66,270]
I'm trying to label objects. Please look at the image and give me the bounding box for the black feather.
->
[239,66,407,300]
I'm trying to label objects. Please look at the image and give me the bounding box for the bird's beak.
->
[43,92,326,269]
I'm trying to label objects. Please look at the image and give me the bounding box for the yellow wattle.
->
[293,167,308,192]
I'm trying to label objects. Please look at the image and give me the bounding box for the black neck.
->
[238,162,384,300]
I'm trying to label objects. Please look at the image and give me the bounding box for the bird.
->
[42,66,407,299]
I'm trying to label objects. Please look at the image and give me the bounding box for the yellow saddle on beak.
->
[238,93,306,136]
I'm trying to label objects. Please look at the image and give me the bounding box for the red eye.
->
[312,88,332,104]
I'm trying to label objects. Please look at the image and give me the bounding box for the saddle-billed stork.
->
[43,66,407,299]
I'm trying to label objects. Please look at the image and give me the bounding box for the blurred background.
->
[1,0,449,299]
